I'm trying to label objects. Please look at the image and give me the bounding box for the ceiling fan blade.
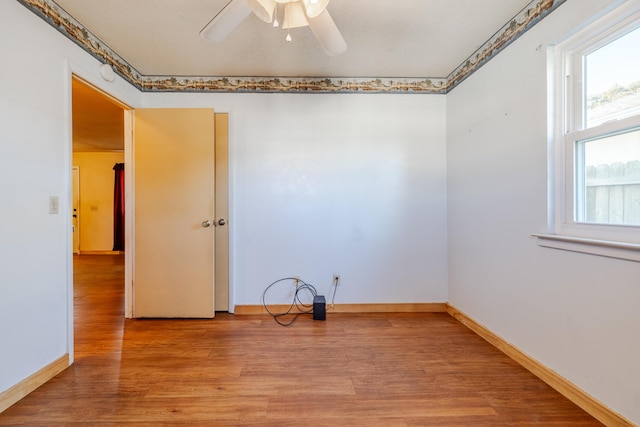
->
[200,0,252,43]
[307,9,347,56]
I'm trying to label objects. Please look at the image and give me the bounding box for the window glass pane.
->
[585,27,640,128]
[576,128,640,225]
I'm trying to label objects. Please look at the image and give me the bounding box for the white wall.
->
[144,92,448,307]
[73,152,125,252]
[0,1,141,393]
[447,0,640,423]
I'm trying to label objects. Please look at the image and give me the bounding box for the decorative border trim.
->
[0,354,69,413]
[140,76,447,94]
[234,302,447,315]
[18,0,565,93]
[17,0,145,89]
[446,304,635,427]
[446,0,566,88]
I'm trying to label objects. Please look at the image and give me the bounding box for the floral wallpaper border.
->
[139,75,447,94]
[17,0,566,94]
[446,0,565,88]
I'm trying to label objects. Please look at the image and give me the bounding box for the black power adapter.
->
[313,295,326,321]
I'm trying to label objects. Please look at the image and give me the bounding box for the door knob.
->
[201,220,212,228]
[217,218,227,226]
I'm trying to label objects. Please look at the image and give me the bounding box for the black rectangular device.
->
[313,295,326,321]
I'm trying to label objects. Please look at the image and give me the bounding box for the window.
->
[575,128,640,226]
[539,1,640,260]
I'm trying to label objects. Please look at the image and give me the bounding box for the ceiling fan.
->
[200,0,347,56]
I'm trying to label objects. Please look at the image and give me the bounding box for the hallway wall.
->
[73,152,124,252]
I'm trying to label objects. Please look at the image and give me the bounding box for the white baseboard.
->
[234,302,448,315]
[446,305,634,427]
[0,354,69,413]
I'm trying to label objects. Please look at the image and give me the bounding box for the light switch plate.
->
[49,196,59,214]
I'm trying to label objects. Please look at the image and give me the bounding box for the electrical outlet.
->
[294,275,300,287]
[333,274,340,286]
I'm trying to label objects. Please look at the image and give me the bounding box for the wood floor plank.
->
[0,254,605,426]
[143,375,356,398]
[265,395,499,420]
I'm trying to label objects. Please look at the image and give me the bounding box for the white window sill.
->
[532,234,640,262]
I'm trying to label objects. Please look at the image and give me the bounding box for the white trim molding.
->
[532,233,640,262]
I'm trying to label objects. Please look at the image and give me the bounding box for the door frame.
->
[65,61,236,361]
[72,166,80,254]
[65,61,133,363]
[215,113,230,312]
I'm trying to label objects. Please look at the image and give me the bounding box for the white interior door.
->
[133,108,216,318]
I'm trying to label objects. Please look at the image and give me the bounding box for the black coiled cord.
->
[262,277,318,326]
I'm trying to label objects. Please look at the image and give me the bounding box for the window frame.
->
[538,1,640,261]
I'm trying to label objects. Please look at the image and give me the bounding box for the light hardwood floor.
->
[0,255,603,426]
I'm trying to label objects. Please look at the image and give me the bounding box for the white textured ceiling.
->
[54,0,533,79]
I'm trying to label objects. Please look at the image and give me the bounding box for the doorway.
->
[71,76,127,359]
[71,77,126,254]
[70,77,231,324]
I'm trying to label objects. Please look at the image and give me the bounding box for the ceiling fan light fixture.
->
[302,0,329,18]
[282,2,308,29]
[201,0,346,56]
[247,0,276,23]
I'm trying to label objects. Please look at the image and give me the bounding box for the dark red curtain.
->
[113,163,125,251]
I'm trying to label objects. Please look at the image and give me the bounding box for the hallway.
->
[74,254,125,359]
